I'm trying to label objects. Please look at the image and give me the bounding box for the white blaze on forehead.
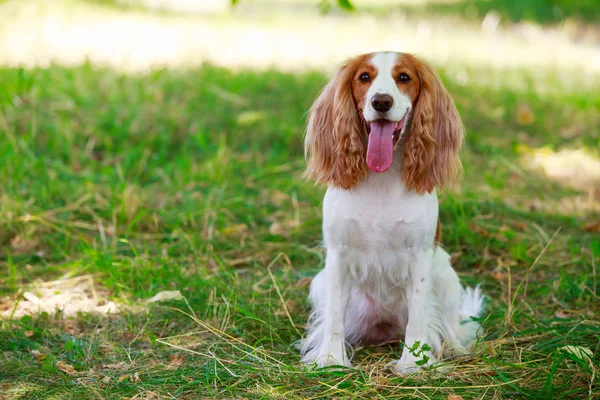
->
[370,52,400,92]
[363,52,412,123]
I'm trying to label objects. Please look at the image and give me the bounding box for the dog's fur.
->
[301,52,484,374]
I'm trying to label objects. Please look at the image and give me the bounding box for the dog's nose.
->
[371,93,394,112]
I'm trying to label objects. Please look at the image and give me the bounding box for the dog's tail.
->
[455,285,485,350]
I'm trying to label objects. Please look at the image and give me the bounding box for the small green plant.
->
[406,341,432,366]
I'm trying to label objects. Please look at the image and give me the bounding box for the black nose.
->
[371,93,394,112]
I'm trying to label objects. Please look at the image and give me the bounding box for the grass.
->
[364,0,600,25]
[0,46,599,400]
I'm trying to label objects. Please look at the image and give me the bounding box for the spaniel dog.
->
[301,51,484,374]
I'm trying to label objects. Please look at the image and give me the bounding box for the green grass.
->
[0,58,599,399]
[359,0,600,25]
[450,0,600,24]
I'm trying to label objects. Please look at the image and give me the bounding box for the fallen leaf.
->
[30,349,45,361]
[131,372,141,382]
[269,219,297,236]
[469,222,490,237]
[286,300,299,313]
[101,376,111,383]
[555,309,573,319]
[448,395,465,400]
[269,222,284,235]
[583,221,600,233]
[529,199,542,211]
[270,190,290,206]
[511,221,528,231]
[103,361,127,370]
[296,277,313,287]
[227,256,254,267]
[169,354,186,367]
[25,330,34,337]
[146,290,184,303]
[222,223,248,237]
[494,233,508,242]
[88,368,102,378]
[22,292,41,305]
[10,235,38,255]
[57,361,78,376]
[491,271,508,282]
[516,104,534,125]
[560,345,593,362]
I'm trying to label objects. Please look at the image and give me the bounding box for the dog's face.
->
[351,52,421,153]
[349,52,423,173]
[304,51,464,194]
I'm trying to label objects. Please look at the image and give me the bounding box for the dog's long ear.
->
[304,60,367,189]
[402,60,464,194]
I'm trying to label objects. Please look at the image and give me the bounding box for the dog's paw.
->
[314,352,352,368]
[390,360,423,375]
[388,351,434,376]
[301,336,352,369]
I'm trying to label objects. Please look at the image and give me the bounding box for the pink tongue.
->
[366,120,395,173]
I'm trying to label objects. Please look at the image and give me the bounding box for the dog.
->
[300,51,484,374]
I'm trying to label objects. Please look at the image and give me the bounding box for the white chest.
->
[321,170,439,289]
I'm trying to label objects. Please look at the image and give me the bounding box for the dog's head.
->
[304,51,464,193]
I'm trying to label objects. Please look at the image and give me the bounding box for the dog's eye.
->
[359,73,370,82]
[398,73,410,83]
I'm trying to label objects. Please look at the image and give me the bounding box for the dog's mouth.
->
[366,118,405,146]
[365,117,406,173]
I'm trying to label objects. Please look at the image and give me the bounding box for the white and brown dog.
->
[301,51,484,374]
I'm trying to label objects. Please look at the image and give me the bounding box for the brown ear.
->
[304,61,367,189]
[402,60,464,194]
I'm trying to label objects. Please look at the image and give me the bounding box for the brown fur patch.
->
[351,62,377,116]
[304,54,372,189]
[399,54,464,194]
[435,217,442,244]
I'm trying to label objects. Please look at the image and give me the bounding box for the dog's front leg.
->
[314,248,352,368]
[393,248,436,375]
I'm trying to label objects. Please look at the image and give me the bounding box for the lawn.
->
[1,9,599,400]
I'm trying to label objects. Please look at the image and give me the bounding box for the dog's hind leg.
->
[431,248,484,356]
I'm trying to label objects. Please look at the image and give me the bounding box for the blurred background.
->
[2,0,599,74]
[1,1,599,398]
